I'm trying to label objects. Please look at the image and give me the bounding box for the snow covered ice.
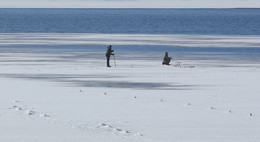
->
[0,45,260,142]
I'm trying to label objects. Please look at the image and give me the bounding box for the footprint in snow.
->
[11,101,50,118]
[101,123,113,128]
[39,113,50,117]
[98,123,143,136]
[25,110,36,115]
[10,101,142,137]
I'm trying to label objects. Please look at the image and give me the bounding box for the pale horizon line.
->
[0,7,260,9]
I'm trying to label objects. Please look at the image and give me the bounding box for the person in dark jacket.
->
[105,45,114,67]
[162,52,172,65]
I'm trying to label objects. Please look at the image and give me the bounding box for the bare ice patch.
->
[1,73,195,90]
[1,33,260,48]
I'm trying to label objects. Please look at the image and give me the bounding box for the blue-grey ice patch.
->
[1,33,260,48]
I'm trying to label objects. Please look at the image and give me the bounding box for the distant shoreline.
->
[0,8,260,9]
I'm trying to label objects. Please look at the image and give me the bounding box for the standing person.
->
[105,45,114,67]
[162,52,172,65]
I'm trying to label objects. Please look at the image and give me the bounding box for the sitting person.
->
[162,52,172,65]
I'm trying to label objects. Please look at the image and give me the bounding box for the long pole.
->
[113,54,116,67]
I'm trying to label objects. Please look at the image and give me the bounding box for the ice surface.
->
[0,48,260,142]
[1,33,260,48]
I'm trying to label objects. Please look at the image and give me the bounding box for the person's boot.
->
[107,61,111,67]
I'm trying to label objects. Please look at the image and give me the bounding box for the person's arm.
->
[111,50,114,55]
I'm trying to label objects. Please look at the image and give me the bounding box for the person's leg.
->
[168,58,171,64]
[163,59,167,65]
[166,58,170,65]
[107,56,111,67]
